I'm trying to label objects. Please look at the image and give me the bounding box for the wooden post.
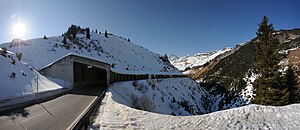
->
[36,76,39,97]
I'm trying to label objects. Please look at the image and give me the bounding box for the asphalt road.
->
[0,86,104,130]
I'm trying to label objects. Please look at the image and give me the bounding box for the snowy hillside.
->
[1,31,180,74]
[0,48,67,101]
[170,48,231,72]
[92,93,300,130]
[107,78,209,116]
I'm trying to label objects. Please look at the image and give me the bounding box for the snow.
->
[170,48,231,71]
[92,91,300,130]
[168,54,179,61]
[106,78,209,116]
[240,72,258,104]
[0,49,70,107]
[1,32,180,75]
[279,47,299,54]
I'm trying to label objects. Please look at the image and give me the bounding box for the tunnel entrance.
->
[73,62,107,87]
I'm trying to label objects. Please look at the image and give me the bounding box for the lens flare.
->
[12,22,27,39]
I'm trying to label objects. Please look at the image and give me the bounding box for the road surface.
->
[0,86,104,130]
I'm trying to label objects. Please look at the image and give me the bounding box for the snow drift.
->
[93,92,300,130]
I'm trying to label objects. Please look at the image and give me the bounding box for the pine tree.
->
[1,47,8,57]
[66,24,81,39]
[62,36,67,44]
[16,52,22,60]
[105,30,108,38]
[253,16,289,106]
[286,65,299,103]
[95,29,98,34]
[86,28,91,39]
[43,35,47,39]
[128,38,131,42]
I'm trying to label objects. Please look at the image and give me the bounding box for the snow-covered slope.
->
[0,49,66,100]
[1,32,180,74]
[92,92,300,130]
[107,78,209,116]
[170,48,231,71]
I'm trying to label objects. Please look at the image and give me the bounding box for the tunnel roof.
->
[40,53,110,71]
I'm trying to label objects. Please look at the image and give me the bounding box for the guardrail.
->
[68,87,107,130]
[0,88,71,115]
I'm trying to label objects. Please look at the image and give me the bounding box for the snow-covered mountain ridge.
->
[169,48,232,73]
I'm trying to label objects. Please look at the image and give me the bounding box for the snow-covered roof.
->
[40,53,110,71]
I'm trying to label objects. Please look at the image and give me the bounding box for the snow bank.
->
[0,50,69,103]
[92,92,300,130]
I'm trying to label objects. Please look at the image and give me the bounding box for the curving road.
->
[0,86,104,130]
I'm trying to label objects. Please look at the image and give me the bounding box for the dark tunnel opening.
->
[73,62,107,87]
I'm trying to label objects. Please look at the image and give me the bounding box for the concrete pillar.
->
[106,69,110,86]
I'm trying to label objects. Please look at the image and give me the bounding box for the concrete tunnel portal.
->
[73,62,107,87]
[39,54,111,88]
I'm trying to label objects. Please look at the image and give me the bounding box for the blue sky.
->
[0,0,299,56]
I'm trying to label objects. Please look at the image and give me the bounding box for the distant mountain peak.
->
[169,48,232,72]
[168,53,179,61]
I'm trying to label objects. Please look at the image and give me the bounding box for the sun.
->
[12,22,27,39]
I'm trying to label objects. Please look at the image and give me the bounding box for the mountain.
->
[168,54,179,61]
[169,48,232,74]
[1,29,180,75]
[185,29,300,110]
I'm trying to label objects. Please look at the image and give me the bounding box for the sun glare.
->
[12,22,27,39]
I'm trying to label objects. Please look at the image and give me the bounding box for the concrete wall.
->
[40,56,74,84]
[109,72,187,84]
